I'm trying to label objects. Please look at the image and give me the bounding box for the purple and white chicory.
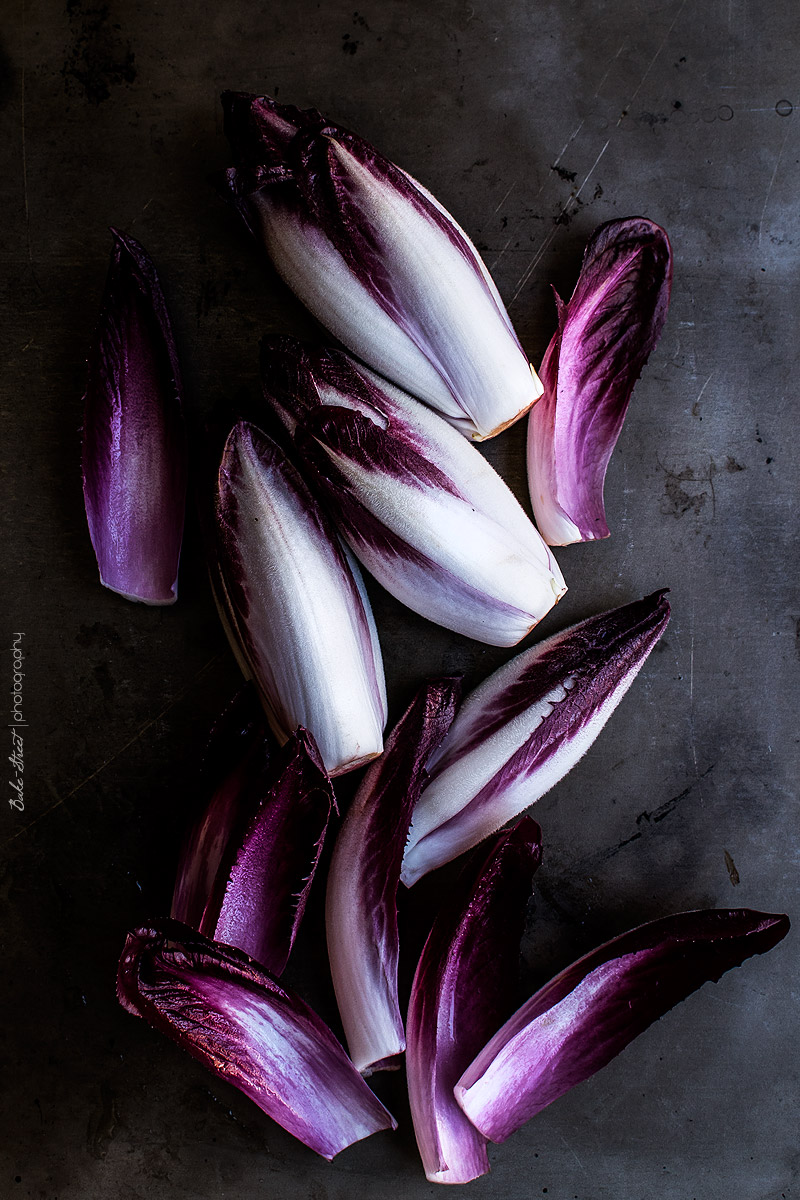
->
[402,591,670,885]
[326,678,460,1075]
[82,228,187,603]
[172,727,335,976]
[220,92,542,440]
[118,922,396,1159]
[261,338,566,647]
[407,818,542,1185]
[171,686,272,938]
[455,908,790,1140]
[214,420,387,776]
[528,217,672,545]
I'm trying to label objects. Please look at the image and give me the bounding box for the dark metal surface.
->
[2,1,797,1196]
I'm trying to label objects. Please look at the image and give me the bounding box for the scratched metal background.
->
[2,1,798,1196]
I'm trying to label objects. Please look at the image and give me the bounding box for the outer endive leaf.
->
[455,908,790,1141]
[528,217,672,544]
[82,229,187,603]
[173,726,335,976]
[171,686,270,934]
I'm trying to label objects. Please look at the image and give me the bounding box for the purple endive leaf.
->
[455,908,790,1141]
[171,686,271,934]
[220,92,541,440]
[402,591,670,885]
[118,921,396,1159]
[326,678,460,1076]
[173,727,335,976]
[261,337,566,648]
[215,420,387,776]
[82,228,187,603]
[528,217,672,545]
[407,818,542,1185]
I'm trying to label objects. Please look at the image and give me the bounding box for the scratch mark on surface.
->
[509,232,556,307]
[488,235,514,274]
[757,124,791,246]
[574,763,717,872]
[494,125,585,281]
[617,0,688,124]
[494,182,517,213]
[594,42,627,97]
[552,120,585,169]
[559,1133,589,1176]
[570,138,611,204]
[692,373,714,408]
[506,3,680,309]
[1,655,224,849]
[509,139,611,307]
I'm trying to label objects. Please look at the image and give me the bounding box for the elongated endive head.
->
[402,590,670,883]
[259,335,566,647]
[214,420,386,775]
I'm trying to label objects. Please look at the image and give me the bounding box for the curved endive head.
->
[261,336,566,648]
[82,229,187,603]
[214,420,386,776]
[118,921,396,1160]
[220,92,541,440]
[528,217,672,545]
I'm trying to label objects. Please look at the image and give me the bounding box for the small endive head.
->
[220,92,541,440]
